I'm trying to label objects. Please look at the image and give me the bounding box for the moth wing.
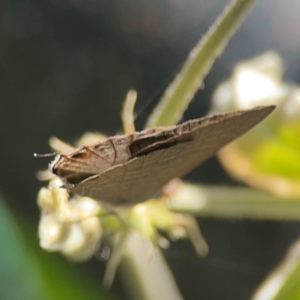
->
[69,106,275,205]
[52,147,113,176]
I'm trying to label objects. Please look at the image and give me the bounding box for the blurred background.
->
[1,0,300,299]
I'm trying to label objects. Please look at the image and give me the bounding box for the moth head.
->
[49,153,96,185]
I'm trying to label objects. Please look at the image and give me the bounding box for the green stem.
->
[120,231,184,300]
[169,184,300,221]
[146,0,256,128]
[252,239,300,300]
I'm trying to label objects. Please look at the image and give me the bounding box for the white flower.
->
[38,177,103,261]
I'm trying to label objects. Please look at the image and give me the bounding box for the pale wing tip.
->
[254,104,276,114]
[242,105,276,123]
[257,104,277,121]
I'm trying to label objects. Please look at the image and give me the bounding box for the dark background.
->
[1,0,300,299]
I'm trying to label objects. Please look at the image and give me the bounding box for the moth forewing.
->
[51,105,275,205]
[51,126,179,179]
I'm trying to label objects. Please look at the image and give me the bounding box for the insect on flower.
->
[40,105,275,206]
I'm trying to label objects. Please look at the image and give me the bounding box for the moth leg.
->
[49,136,75,152]
[122,89,137,134]
[103,230,129,288]
[76,132,107,147]
[36,169,56,181]
[175,214,209,257]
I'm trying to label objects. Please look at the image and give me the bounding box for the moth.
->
[49,105,275,206]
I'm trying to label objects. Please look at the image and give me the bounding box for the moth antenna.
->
[33,152,57,158]
[122,89,137,134]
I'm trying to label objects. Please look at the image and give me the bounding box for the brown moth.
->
[50,105,275,206]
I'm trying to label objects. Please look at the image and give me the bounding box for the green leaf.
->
[252,240,300,300]
[279,121,300,153]
[253,139,300,177]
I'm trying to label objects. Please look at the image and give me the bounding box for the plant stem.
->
[120,231,184,300]
[169,184,300,221]
[146,0,256,127]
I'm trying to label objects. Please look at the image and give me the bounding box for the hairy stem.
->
[146,0,256,127]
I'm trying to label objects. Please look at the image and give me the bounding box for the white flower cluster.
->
[37,177,103,261]
[212,51,300,118]
[211,51,300,198]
